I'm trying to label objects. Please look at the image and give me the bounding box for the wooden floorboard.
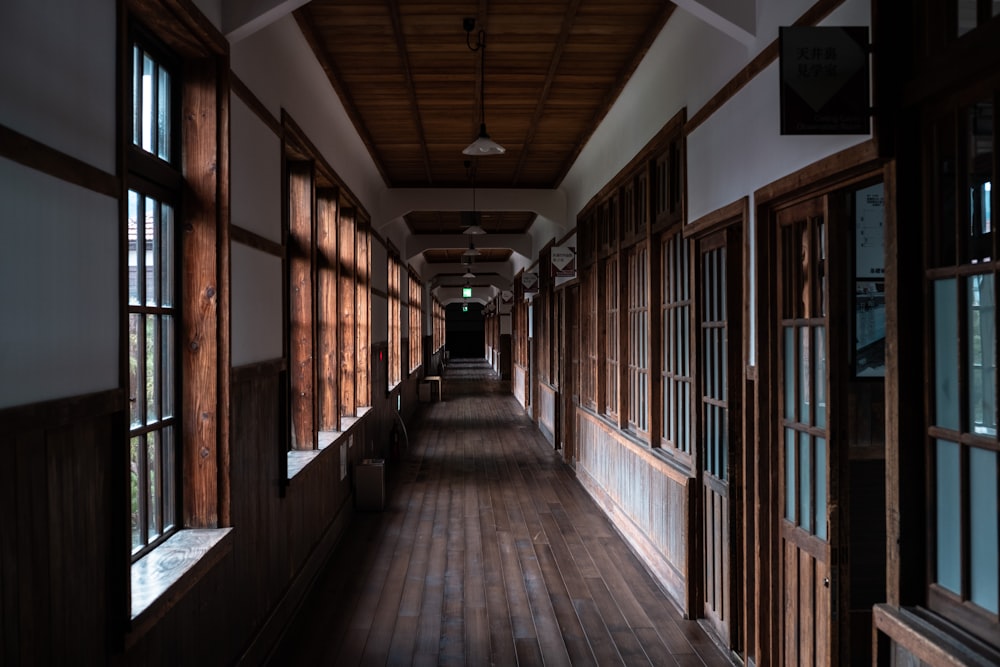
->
[266,358,735,666]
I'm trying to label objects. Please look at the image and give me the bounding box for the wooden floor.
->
[268,358,735,666]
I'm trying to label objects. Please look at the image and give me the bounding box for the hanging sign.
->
[501,290,513,303]
[779,26,870,135]
[551,244,576,278]
[522,272,538,294]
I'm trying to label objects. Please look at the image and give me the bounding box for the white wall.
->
[0,160,119,407]
[230,15,383,216]
[0,0,119,408]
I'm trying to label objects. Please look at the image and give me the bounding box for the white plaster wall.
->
[0,0,117,174]
[230,15,383,217]
[231,97,282,242]
[231,244,283,366]
[561,8,748,218]
[562,0,872,220]
[0,159,118,407]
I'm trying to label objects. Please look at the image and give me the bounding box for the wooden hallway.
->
[267,359,736,666]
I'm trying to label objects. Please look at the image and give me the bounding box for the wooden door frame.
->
[686,199,748,655]
[753,139,887,666]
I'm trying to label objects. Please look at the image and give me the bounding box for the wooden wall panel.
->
[538,382,557,444]
[0,390,120,666]
[574,408,690,606]
[513,365,528,409]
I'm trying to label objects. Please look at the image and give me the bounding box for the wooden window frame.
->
[124,0,231,624]
[627,241,650,437]
[660,228,694,460]
[317,189,340,431]
[603,255,620,422]
[387,251,402,390]
[409,270,422,374]
[922,83,1000,646]
[286,160,317,451]
[355,217,371,408]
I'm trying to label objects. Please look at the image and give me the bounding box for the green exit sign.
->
[462,286,472,298]
[462,305,468,312]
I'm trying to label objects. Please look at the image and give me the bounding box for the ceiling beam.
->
[404,234,532,263]
[223,0,310,43]
[512,0,582,186]
[378,187,566,228]
[553,3,676,187]
[386,0,434,184]
[672,0,756,45]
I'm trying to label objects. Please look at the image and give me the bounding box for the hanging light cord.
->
[466,25,487,132]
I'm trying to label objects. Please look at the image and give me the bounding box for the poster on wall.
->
[854,183,885,377]
[551,244,576,278]
[779,26,870,135]
[522,271,538,295]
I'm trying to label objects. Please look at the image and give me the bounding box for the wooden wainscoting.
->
[513,363,529,410]
[0,389,124,665]
[538,382,557,446]
[574,408,692,608]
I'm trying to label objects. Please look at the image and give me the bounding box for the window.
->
[128,190,178,556]
[338,206,357,417]
[582,264,598,410]
[627,243,649,435]
[287,161,316,450]
[957,0,1000,37]
[409,271,422,373]
[604,256,620,421]
[661,230,692,456]
[125,9,229,620]
[317,190,340,431]
[926,94,999,643]
[128,38,180,560]
[355,217,371,408]
[388,253,402,388]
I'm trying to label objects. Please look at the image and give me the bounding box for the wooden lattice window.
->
[627,243,649,435]
[604,256,620,420]
[387,252,402,389]
[660,230,692,455]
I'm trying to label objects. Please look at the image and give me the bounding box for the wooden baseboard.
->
[237,501,354,665]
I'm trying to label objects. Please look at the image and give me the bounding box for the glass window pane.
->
[969,274,997,435]
[969,447,998,613]
[146,431,159,541]
[935,279,960,430]
[815,326,827,429]
[964,102,993,263]
[936,439,962,594]
[815,437,827,540]
[130,435,142,552]
[128,191,140,305]
[146,315,159,423]
[799,431,812,533]
[162,426,177,532]
[132,45,141,147]
[786,427,796,521]
[784,327,795,419]
[958,0,977,36]
[161,315,174,419]
[157,66,171,162]
[146,197,157,306]
[142,53,154,154]
[129,313,142,428]
[160,203,174,307]
[800,327,811,426]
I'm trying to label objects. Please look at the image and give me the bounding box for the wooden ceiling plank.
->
[386,0,435,184]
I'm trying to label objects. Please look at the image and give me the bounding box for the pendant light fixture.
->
[463,158,486,235]
[462,18,505,156]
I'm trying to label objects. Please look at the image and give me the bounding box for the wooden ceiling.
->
[293,0,675,256]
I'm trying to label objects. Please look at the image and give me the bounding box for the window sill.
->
[286,407,372,479]
[129,527,233,641]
